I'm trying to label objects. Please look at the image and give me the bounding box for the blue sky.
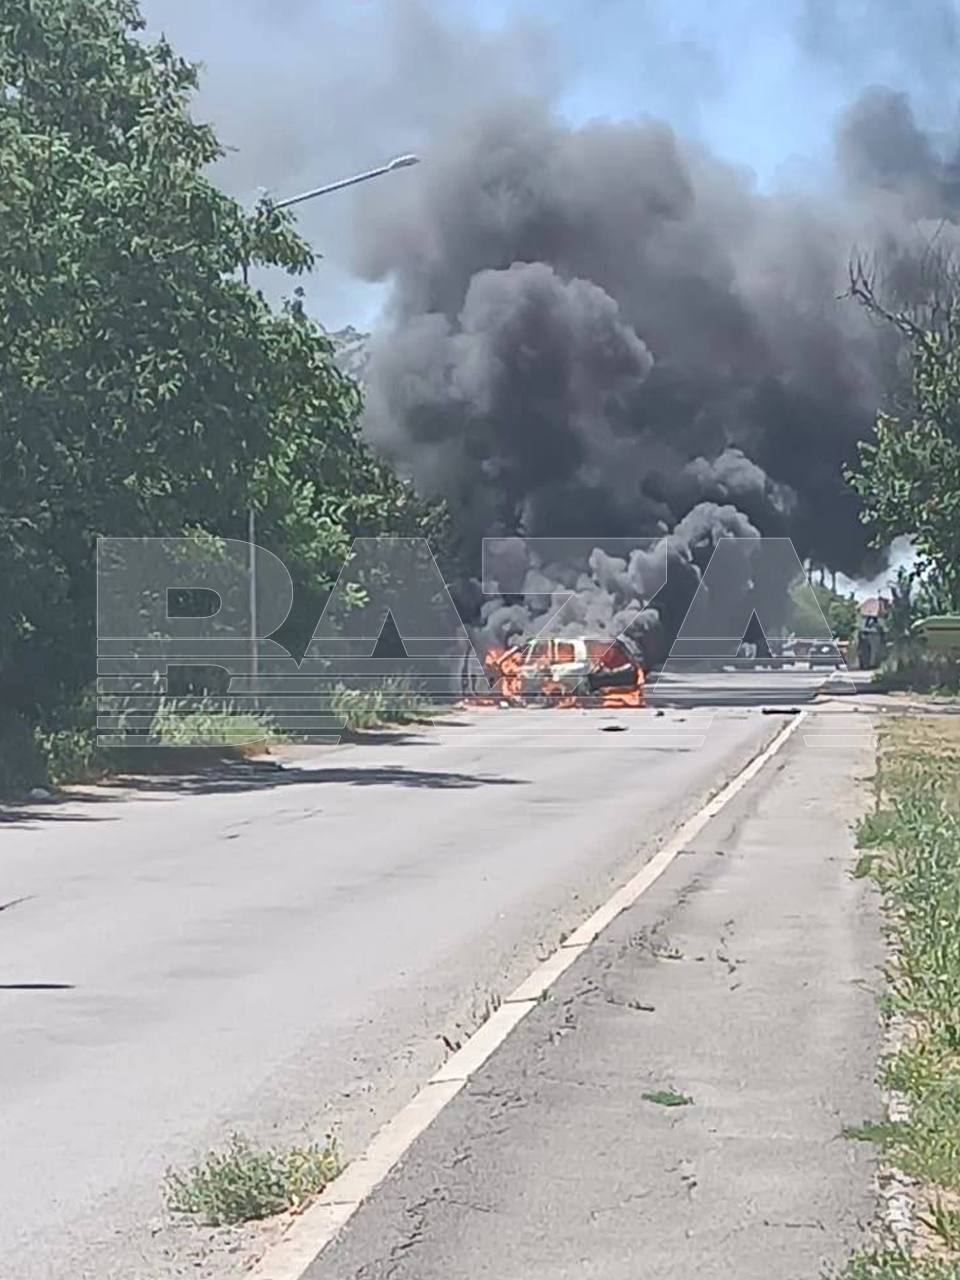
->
[501,0,958,188]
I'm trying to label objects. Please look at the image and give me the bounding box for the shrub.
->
[165,1133,341,1226]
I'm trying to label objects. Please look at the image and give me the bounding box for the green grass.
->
[0,702,282,798]
[1,680,441,797]
[330,679,439,732]
[834,1253,960,1279]
[150,698,279,749]
[0,717,112,795]
[838,715,960,1277]
[164,1132,341,1226]
[920,1200,960,1254]
[38,726,106,784]
[874,656,960,697]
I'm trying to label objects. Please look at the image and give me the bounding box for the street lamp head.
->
[266,153,423,211]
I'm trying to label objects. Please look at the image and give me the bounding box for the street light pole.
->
[248,506,258,710]
[247,152,421,706]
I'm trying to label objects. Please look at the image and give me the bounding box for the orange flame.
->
[474,645,525,703]
[469,641,646,709]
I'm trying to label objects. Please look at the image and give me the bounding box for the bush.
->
[330,679,436,731]
[0,697,285,798]
[36,726,107,786]
[150,699,279,750]
[1,682,437,798]
[877,656,960,696]
[0,714,47,795]
[165,1133,341,1226]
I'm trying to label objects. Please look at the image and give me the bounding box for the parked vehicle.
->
[808,640,845,667]
[734,638,785,670]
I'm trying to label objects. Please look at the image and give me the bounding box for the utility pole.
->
[248,507,258,709]
[265,154,419,211]
[239,154,420,717]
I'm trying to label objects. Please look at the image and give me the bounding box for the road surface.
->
[0,669,836,1278]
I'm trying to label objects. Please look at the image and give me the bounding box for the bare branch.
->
[843,242,960,366]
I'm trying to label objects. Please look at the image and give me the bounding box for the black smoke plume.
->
[144,0,960,656]
[345,91,960,652]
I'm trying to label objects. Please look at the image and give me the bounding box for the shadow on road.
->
[106,761,527,795]
[0,804,115,828]
[0,759,527,820]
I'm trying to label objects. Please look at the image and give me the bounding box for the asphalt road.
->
[0,669,832,1279]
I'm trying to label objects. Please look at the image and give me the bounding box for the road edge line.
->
[244,708,808,1280]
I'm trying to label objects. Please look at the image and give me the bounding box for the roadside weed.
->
[151,700,279,749]
[852,853,876,880]
[642,1088,693,1108]
[165,1132,341,1226]
[835,1252,960,1279]
[920,1198,960,1253]
[331,679,438,731]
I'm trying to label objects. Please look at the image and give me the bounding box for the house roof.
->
[859,596,888,617]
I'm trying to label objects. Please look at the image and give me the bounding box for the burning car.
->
[477,635,646,708]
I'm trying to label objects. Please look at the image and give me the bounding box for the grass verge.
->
[150,699,280,750]
[0,700,283,797]
[165,1132,341,1227]
[836,1254,960,1279]
[836,713,960,1278]
[2,679,440,797]
[874,656,960,697]
[330,679,440,732]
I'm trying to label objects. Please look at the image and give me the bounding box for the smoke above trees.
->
[347,90,959,649]
[148,0,960,652]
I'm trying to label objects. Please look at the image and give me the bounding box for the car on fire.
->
[479,634,646,708]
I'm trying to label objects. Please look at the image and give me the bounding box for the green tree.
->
[0,0,440,735]
[790,581,859,639]
[846,255,960,609]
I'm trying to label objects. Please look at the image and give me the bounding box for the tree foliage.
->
[0,0,442,733]
[790,580,859,639]
[846,253,960,609]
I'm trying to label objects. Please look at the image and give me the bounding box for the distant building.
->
[858,596,889,619]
